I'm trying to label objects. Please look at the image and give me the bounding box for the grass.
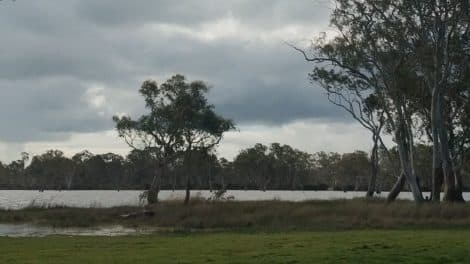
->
[1,230,470,263]
[3,200,470,263]
[3,199,470,230]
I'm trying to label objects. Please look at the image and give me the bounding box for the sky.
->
[0,0,379,162]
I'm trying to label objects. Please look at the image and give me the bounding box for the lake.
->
[0,224,156,237]
[0,190,455,210]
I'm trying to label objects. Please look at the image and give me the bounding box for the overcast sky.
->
[0,0,377,162]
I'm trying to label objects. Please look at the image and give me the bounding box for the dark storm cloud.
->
[0,0,344,143]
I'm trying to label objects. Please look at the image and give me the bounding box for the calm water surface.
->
[0,224,156,237]
[0,190,452,210]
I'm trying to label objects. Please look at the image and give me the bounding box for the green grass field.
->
[3,201,470,263]
[1,230,470,263]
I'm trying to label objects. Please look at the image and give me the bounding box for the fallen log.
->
[120,210,155,219]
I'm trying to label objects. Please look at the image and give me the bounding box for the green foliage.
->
[27,150,75,190]
[113,75,235,162]
[113,75,235,202]
[3,141,470,192]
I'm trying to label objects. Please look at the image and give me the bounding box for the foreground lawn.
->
[1,230,470,263]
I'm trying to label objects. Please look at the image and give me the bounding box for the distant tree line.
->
[1,143,469,193]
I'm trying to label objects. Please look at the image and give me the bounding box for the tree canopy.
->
[113,74,235,203]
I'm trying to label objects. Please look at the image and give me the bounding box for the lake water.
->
[0,224,156,237]
[0,190,455,210]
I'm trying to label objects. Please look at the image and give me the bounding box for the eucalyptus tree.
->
[233,143,314,190]
[3,153,28,188]
[314,151,341,190]
[0,162,9,188]
[295,1,425,200]
[72,150,94,189]
[415,77,470,201]
[310,62,386,196]
[377,0,470,202]
[385,0,470,201]
[301,0,470,202]
[269,143,294,189]
[100,153,125,190]
[125,149,155,188]
[27,150,75,190]
[218,158,233,190]
[447,81,470,200]
[233,143,271,190]
[398,0,470,202]
[168,76,235,204]
[114,75,234,204]
[114,77,188,203]
[337,151,370,191]
[269,143,312,190]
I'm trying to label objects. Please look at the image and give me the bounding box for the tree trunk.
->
[184,174,191,205]
[147,176,159,204]
[172,171,176,192]
[208,165,213,192]
[455,169,465,202]
[183,147,193,205]
[354,176,360,191]
[396,128,423,202]
[263,176,271,192]
[289,167,296,190]
[221,173,225,191]
[442,164,458,202]
[184,151,192,205]
[434,92,459,202]
[430,112,443,202]
[65,174,73,190]
[158,166,163,192]
[366,135,379,198]
[387,172,406,202]
[431,166,443,202]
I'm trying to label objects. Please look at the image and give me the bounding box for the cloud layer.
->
[0,0,370,161]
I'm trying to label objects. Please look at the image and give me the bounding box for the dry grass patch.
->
[2,199,470,230]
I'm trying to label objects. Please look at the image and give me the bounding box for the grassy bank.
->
[1,230,470,263]
[3,199,470,230]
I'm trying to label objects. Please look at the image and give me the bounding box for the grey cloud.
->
[0,0,346,144]
[75,0,331,29]
[0,78,111,142]
[114,32,346,124]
